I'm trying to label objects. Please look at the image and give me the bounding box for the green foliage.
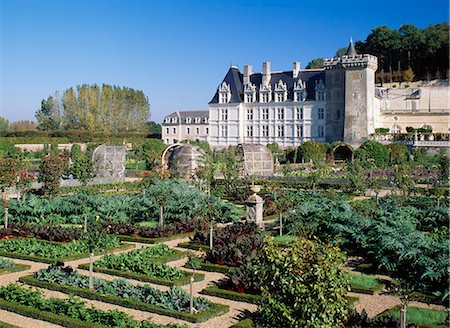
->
[375,127,390,134]
[305,58,324,69]
[0,258,14,269]
[0,158,19,190]
[94,245,184,280]
[388,143,409,164]
[346,162,368,194]
[0,283,186,327]
[133,139,166,168]
[39,156,64,195]
[36,84,150,132]
[0,141,22,159]
[0,117,9,132]
[357,140,390,167]
[437,155,449,182]
[50,144,59,156]
[34,264,210,313]
[297,141,326,166]
[0,236,120,260]
[255,239,349,327]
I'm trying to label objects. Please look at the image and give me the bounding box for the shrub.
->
[357,140,390,167]
[297,141,326,166]
[39,156,64,195]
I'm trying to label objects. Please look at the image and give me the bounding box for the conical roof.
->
[346,37,357,56]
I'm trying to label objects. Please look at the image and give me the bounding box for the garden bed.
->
[200,284,262,304]
[20,274,228,323]
[377,305,449,328]
[348,272,385,295]
[115,231,195,244]
[177,241,210,251]
[78,263,204,286]
[0,283,182,328]
[0,263,30,275]
[0,238,133,263]
[185,260,234,274]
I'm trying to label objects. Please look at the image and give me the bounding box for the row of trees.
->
[306,23,449,82]
[36,84,150,133]
[0,117,38,132]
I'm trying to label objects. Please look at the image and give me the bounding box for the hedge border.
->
[0,298,105,328]
[20,275,229,323]
[78,263,204,286]
[377,305,448,328]
[116,232,195,244]
[0,322,19,328]
[200,285,262,304]
[0,242,134,264]
[349,282,384,295]
[194,262,234,274]
[177,242,210,252]
[0,264,31,275]
[147,249,187,263]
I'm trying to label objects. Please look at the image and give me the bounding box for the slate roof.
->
[209,66,325,104]
[163,110,209,125]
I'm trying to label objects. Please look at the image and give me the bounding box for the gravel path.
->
[0,236,445,327]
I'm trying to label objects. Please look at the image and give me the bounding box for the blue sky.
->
[1,0,448,124]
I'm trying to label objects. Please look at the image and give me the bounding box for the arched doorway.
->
[333,144,354,162]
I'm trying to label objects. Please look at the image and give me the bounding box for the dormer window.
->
[203,117,208,123]
[186,117,192,124]
[244,83,256,103]
[219,81,231,104]
[260,92,269,103]
[293,79,307,102]
[259,84,272,103]
[274,79,287,102]
[315,79,326,101]
[245,93,253,103]
[171,117,178,123]
[194,117,200,123]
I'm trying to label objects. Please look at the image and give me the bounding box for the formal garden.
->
[0,138,448,327]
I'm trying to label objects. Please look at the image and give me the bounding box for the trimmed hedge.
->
[409,291,446,306]
[200,285,262,304]
[0,322,19,328]
[0,242,134,264]
[0,298,105,328]
[194,262,234,274]
[147,249,188,263]
[20,275,229,323]
[78,263,204,286]
[177,242,210,252]
[116,232,195,244]
[349,282,384,295]
[0,264,30,275]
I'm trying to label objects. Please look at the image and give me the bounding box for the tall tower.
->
[324,39,378,147]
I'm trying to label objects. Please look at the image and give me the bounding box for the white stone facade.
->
[162,111,209,145]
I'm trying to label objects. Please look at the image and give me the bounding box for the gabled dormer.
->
[219,81,231,104]
[274,79,287,102]
[315,79,326,101]
[244,83,256,103]
[259,83,272,103]
[293,79,307,102]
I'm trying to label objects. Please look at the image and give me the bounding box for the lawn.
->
[384,306,449,326]
[347,272,384,294]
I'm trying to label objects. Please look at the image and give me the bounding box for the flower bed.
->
[79,245,203,286]
[0,236,131,263]
[0,283,186,328]
[21,265,228,323]
[0,223,82,242]
[0,258,30,275]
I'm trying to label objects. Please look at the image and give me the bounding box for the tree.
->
[0,141,22,159]
[388,143,409,164]
[83,215,104,290]
[297,141,326,167]
[305,58,324,69]
[9,120,38,131]
[335,47,348,58]
[133,139,166,169]
[402,68,415,83]
[347,162,368,194]
[38,156,64,196]
[256,239,349,327]
[0,117,9,132]
[35,94,62,130]
[0,158,19,192]
[357,140,390,167]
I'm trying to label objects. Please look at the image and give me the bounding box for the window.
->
[276,92,284,102]
[318,125,324,137]
[296,125,303,137]
[294,91,304,102]
[277,108,284,120]
[262,125,269,137]
[296,107,303,120]
[262,108,269,120]
[220,93,229,104]
[196,127,199,134]
[317,91,325,101]
[166,139,169,143]
[247,109,253,120]
[166,128,169,134]
[186,127,190,134]
[194,117,200,123]
[261,93,269,103]
[220,125,227,137]
[203,117,208,123]
[246,93,253,103]
[221,109,228,120]
[186,117,192,123]
[277,126,284,137]
[318,108,324,120]
[390,125,401,133]
[205,128,209,134]
[172,128,176,134]
[247,126,253,137]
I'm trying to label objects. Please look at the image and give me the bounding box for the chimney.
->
[243,65,252,85]
[293,61,301,78]
[262,61,271,86]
